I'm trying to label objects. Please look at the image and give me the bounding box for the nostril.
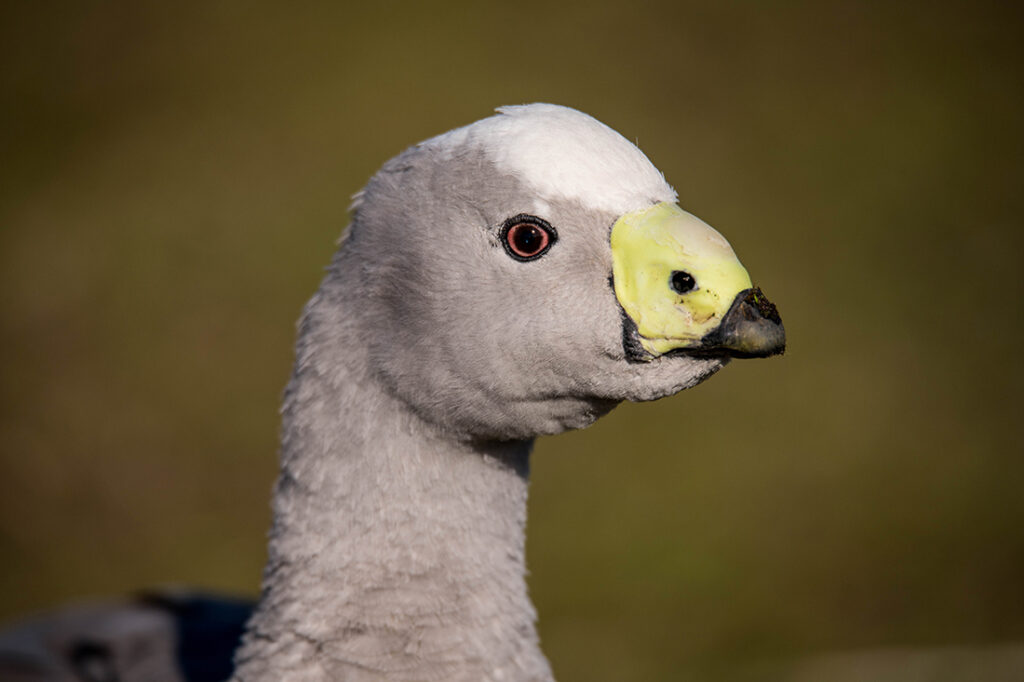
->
[669,270,696,294]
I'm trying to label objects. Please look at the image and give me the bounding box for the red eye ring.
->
[501,215,556,261]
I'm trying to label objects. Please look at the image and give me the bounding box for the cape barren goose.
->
[0,104,784,682]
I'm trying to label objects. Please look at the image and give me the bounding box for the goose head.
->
[0,104,786,682]
[331,103,784,442]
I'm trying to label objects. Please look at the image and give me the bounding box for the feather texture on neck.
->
[232,279,553,682]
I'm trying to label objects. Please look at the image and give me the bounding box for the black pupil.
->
[670,270,696,294]
[513,224,543,254]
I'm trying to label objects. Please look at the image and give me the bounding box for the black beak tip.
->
[703,287,786,359]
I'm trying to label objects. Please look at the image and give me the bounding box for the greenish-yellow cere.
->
[611,202,753,356]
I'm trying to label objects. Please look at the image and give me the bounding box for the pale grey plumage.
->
[231,108,728,682]
[0,104,777,682]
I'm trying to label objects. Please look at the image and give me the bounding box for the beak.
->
[697,287,785,358]
[611,202,785,359]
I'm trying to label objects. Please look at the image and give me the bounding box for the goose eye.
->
[501,215,556,261]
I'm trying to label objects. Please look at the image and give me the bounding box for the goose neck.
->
[233,297,553,681]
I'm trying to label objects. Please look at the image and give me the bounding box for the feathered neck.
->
[231,277,554,682]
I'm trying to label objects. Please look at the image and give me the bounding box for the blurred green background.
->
[2,1,1023,680]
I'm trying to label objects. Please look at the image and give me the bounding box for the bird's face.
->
[338,105,783,441]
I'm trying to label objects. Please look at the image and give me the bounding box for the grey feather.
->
[232,110,726,681]
[1,105,741,682]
